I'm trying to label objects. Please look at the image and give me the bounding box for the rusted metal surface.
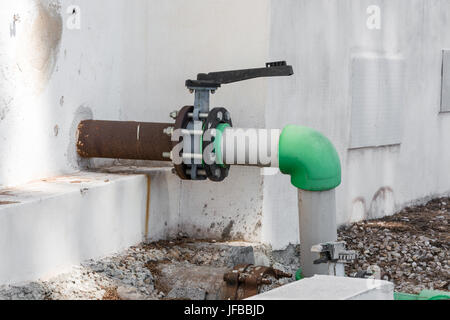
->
[77,120,173,161]
[172,106,194,180]
[145,176,151,239]
[223,264,292,300]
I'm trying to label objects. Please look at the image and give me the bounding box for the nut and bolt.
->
[188,112,209,119]
[186,169,207,176]
[182,153,203,161]
[169,111,178,119]
[180,129,204,136]
[163,127,174,136]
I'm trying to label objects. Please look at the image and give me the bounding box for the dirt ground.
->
[0,240,298,300]
[0,197,448,300]
[339,197,449,294]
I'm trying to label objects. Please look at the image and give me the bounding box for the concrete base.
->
[0,170,150,285]
[247,275,394,300]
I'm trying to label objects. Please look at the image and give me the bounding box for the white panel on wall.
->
[350,56,405,149]
[441,50,450,112]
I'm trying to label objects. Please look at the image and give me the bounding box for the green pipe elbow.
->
[279,125,341,191]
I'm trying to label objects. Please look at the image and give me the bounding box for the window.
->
[350,56,405,149]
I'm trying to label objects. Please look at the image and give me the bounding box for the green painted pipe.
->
[279,125,342,191]
[295,268,304,281]
[213,123,231,168]
[394,290,450,300]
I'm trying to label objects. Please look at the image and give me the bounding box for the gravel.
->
[0,240,299,300]
[3,196,445,300]
[338,197,450,294]
[0,246,159,300]
[167,287,207,300]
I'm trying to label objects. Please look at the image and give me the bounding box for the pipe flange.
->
[202,107,232,182]
[172,105,194,180]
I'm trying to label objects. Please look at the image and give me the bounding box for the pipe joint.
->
[278,125,341,191]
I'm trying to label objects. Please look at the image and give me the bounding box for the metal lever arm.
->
[186,61,294,88]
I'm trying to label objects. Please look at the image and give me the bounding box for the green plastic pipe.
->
[394,290,450,300]
[214,124,341,191]
[213,123,231,168]
[278,125,341,191]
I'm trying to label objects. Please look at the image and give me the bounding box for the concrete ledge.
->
[98,166,182,242]
[0,171,151,285]
[247,275,394,300]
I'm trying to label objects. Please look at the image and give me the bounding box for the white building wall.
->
[264,0,450,248]
[1,0,450,250]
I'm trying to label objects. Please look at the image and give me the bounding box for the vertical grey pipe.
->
[298,189,337,277]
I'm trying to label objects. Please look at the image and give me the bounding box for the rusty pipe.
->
[77,120,173,161]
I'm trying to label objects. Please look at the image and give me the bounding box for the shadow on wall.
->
[351,186,396,222]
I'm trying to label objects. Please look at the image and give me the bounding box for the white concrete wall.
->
[264,0,450,248]
[1,0,450,250]
[0,0,271,245]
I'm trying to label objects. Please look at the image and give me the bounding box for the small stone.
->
[167,287,206,301]
[117,286,147,300]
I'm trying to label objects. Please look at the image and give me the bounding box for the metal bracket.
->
[311,241,357,277]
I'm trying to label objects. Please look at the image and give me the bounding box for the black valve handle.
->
[186,61,294,88]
